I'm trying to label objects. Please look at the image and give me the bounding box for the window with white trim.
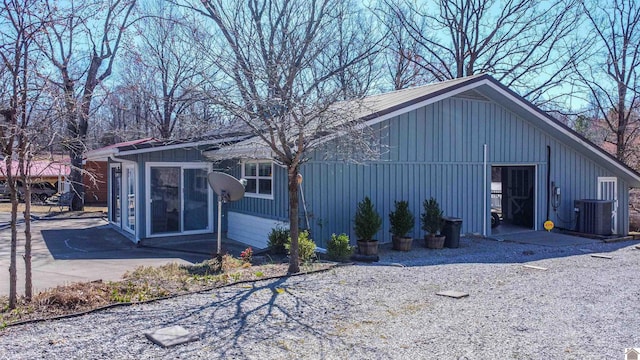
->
[242,160,273,198]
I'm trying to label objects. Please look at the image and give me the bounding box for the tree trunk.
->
[1,108,17,308]
[287,166,300,274]
[23,184,32,301]
[68,150,85,210]
[616,129,626,161]
[616,82,627,162]
[8,171,18,309]
[62,72,85,211]
[19,144,32,301]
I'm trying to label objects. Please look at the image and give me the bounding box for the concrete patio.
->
[0,217,249,296]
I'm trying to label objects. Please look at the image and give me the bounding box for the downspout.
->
[483,144,488,237]
[546,146,551,221]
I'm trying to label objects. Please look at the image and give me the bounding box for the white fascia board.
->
[85,147,119,160]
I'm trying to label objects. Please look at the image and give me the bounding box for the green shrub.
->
[354,196,382,240]
[327,233,353,261]
[421,197,443,235]
[285,230,316,262]
[267,226,290,254]
[389,200,415,237]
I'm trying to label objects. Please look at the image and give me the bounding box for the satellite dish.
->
[207,172,246,256]
[207,172,245,202]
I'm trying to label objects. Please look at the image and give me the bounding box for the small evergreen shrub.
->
[267,226,289,254]
[389,200,415,237]
[354,196,382,241]
[421,197,444,235]
[285,230,317,262]
[327,233,353,261]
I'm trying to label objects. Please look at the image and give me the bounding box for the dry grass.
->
[0,257,332,327]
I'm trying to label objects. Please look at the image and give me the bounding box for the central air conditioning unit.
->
[574,199,613,235]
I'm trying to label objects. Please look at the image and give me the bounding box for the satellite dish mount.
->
[207,172,246,256]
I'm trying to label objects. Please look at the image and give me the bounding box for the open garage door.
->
[491,166,536,234]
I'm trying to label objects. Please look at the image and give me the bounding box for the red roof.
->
[0,160,70,178]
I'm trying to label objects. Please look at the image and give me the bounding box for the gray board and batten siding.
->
[105,75,639,248]
[294,95,631,247]
[207,92,632,248]
[198,75,639,247]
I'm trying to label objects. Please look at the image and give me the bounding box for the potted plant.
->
[421,197,445,249]
[354,196,382,256]
[389,200,415,251]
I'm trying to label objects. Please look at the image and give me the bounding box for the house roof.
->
[203,76,489,161]
[85,131,251,160]
[85,138,158,160]
[95,75,640,187]
[205,74,640,187]
[356,74,489,120]
[0,159,70,179]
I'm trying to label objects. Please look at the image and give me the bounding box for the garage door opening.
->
[491,166,535,234]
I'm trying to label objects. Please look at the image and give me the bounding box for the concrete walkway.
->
[491,230,603,246]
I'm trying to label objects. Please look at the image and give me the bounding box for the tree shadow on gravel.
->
[131,275,357,359]
[375,237,637,267]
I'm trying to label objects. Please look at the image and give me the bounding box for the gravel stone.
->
[1,236,639,359]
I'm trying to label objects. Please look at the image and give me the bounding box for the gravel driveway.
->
[1,236,639,359]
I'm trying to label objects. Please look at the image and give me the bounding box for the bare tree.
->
[180,0,381,273]
[377,2,434,90]
[37,0,136,210]
[121,0,213,139]
[326,2,379,99]
[575,0,640,167]
[384,0,585,105]
[0,0,50,307]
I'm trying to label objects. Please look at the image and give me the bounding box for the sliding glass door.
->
[148,164,211,236]
[150,167,181,234]
[183,168,209,231]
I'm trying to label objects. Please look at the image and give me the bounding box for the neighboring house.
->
[0,159,70,201]
[88,74,640,248]
[83,160,108,205]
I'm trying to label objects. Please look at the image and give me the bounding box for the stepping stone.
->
[145,325,199,348]
[436,290,469,299]
[591,254,612,259]
[523,265,548,270]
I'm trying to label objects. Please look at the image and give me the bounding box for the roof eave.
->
[85,147,118,161]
